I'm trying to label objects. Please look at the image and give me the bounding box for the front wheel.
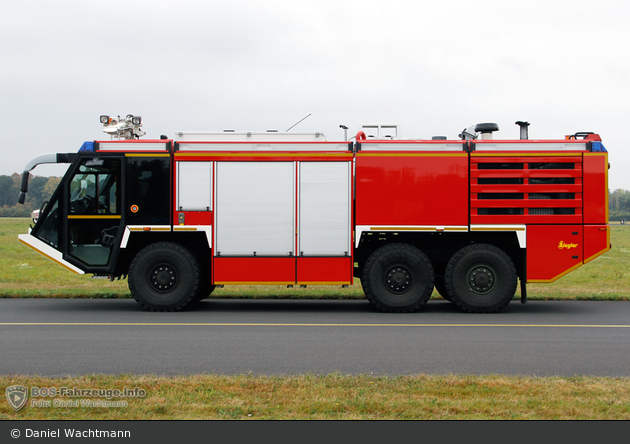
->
[361,243,434,313]
[128,242,200,311]
[193,274,216,302]
[444,244,517,313]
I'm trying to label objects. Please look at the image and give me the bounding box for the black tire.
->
[361,243,434,313]
[192,273,216,302]
[444,244,517,313]
[434,275,452,301]
[128,242,200,311]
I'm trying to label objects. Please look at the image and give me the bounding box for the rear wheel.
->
[444,244,517,313]
[361,243,434,312]
[128,242,200,311]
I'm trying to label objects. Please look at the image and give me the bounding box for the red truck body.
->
[18,125,610,313]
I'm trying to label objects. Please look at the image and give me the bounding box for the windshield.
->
[35,200,60,248]
[69,161,119,215]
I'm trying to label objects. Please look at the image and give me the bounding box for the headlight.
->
[100,115,110,124]
[131,116,142,125]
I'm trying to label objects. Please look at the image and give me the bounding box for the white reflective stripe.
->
[120,227,131,248]
[126,225,171,231]
[98,142,169,151]
[355,226,367,248]
[355,225,470,248]
[360,143,464,151]
[121,226,213,249]
[173,226,213,248]
[176,132,327,142]
[203,228,212,248]
[127,225,171,231]
[356,225,527,248]
[470,225,527,248]
[475,142,587,151]
[366,225,468,231]
[177,142,347,151]
[18,234,84,274]
[120,226,172,249]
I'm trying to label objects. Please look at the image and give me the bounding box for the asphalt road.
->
[1,298,629,377]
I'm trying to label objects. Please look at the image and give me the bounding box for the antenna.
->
[286,113,311,132]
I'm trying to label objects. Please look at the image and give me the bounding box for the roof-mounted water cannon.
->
[458,125,477,140]
[100,114,146,140]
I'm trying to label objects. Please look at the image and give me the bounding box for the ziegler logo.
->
[558,241,579,250]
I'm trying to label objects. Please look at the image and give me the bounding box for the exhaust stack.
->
[516,121,530,140]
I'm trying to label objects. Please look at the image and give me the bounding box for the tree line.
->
[609,188,630,221]
[0,174,61,217]
[1,173,630,220]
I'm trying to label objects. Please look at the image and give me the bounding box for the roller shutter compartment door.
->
[299,162,351,256]
[215,162,295,256]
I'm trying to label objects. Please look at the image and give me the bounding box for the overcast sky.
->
[2,0,629,189]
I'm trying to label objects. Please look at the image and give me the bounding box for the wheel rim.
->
[384,265,413,294]
[150,263,178,293]
[465,264,497,296]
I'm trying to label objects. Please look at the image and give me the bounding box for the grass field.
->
[2,218,629,420]
[2,218,628,301]
[2,374,629,420]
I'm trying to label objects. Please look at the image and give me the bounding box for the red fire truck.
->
[17,117,611,313]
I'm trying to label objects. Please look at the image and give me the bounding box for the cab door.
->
[64,157,123,270]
